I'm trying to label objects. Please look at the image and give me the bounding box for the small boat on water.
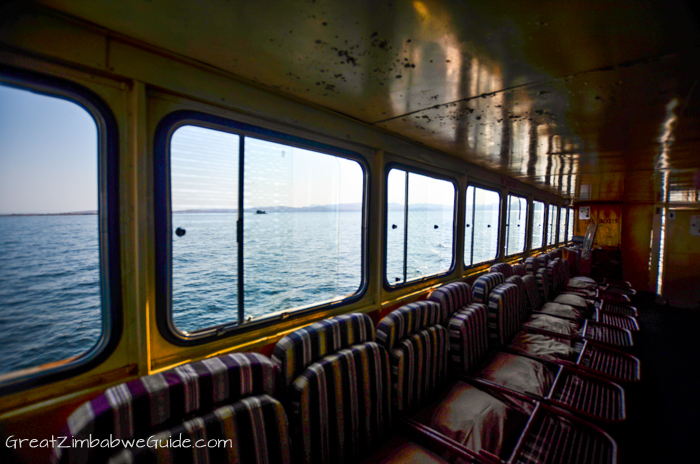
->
[256,210,266,214]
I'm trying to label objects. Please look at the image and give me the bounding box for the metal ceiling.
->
[35,0,700,201]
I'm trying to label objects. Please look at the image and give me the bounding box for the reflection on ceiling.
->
[31,0,700,202]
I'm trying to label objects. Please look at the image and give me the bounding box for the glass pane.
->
[469,187,500,265]
[407,173,454,280]
[531,200,545,249]
[0,83,100,376]
[387,169,407,284]
[559,206,567,244]
[547,204,558,245]
[505,195,527,255]
[171,126,239,333]
[244,138,363,320]
[568,207,575,241]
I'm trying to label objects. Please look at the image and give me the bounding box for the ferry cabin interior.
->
[1,0,700,463]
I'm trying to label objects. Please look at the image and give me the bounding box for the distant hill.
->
[172,202,456,214]
[0,210,98,217]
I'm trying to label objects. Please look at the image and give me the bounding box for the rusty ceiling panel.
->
[34,0,700,200]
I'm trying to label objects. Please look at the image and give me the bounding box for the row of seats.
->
[53,248,638,464]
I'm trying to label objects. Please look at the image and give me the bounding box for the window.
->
[160,114,365,338]
[568,207,575,241]
[547,204,558,245]
[386,168,455,286]
[464,186,500,266]
[0,75,119,388]
[505,194,528,255]
[531,200,545,249]
[559,205,567,244]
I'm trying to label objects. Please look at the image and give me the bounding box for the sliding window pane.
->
[170,126,239,333]
[559,206,567,244]
[531,200,545,249]
[407,173,454,280]
[547,204,558,245]
[568,207,575,241]
[505,195,527,255]
[244,138,363,319]
[386,169,454,285]
[465,186,500,266]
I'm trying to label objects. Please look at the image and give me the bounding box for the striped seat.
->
[519,276,641,382]
[272,313,393,464]
[535,268,550,302]
[447,303,490,373]
[382,301,513,457]
[376,301,447,411]
[473,272,506,304]
[537,254,550,269]
[108,395,291,464]
[486,283,627,423]
[428,281,472,321]
[512,263,527,276]
[53,352,278,464]
[446,300,619,463]
[489,262,514,277]
[524,257,540,275]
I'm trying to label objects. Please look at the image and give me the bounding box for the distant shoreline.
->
[0,211,98,217]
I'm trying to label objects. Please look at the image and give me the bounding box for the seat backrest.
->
[473,272,506,304]
[108,395,291,464]
[427,281,472,322]
[487,283,522,347]
[535,267,551,302]
[546,260,562,293]
[511,263,527,276]
[447,303,490,374]
[537,254,550,269]
[273,313,391,464]
[489,262,514,277]
[376,301,447,413]
[53,352,278,464]
[522,274,543,313]
[524,257,540,275]
[505,275,529,323]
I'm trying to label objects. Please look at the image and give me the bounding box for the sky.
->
[0,82,454,215]
[0,83,98,215]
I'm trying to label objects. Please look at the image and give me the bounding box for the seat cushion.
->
[510,332,575,359]
[539,302,582,319]
[527,314,579,339]
[412,380,509,456]
[477,352,553,413]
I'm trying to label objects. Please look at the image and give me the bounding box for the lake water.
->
[0,210,507,375]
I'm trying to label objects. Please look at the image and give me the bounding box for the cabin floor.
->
[616,291,700,464]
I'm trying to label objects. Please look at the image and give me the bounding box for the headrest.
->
[273,313,375,387]
[376,300,442,350]
[428,281,472,320]
[511,263,527,276]
[473,272,505,304]
[489,262,514,277]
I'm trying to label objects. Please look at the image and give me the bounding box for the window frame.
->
[383,162,458,290]
[463,183,501,269]
[154,110,369,346]
[0,65,122,395]
[504,193,529,257]
[531,199,546,250]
